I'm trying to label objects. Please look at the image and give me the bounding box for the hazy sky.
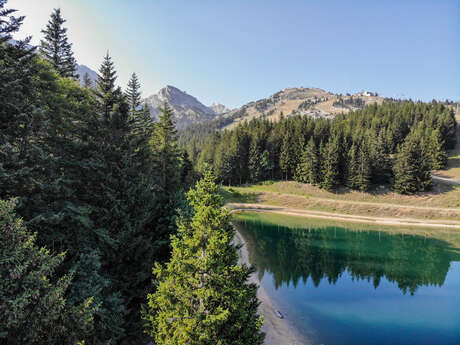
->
[10,0,460,108]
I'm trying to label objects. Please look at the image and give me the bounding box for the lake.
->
[234,213,460,345]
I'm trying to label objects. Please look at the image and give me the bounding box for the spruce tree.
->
[95,53,119,119]
[429,129,448,170]
[0,0,25,44]
[143,171,265,345]
[0,199,95,345]
[355,145,372,191]
[321,137,340,191]
[295,138,319,184]
[40,8,78,79]
[82,72,93,88]
[248,137,263,182]
[126,72,142,113]
[150,102,181,192]
[260,149,274,180]
[346,143,359,189]
[393,135,432,194]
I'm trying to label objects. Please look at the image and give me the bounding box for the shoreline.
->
[233,229,308,345]
[228,203,460,229]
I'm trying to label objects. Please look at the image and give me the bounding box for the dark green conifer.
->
[295,137,320,184]
[0,199,95,345]
[126,72,142,113]
[40,8,78,79]
[321,138,340,191]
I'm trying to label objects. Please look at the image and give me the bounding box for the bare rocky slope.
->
[144,85,219,130]
[217,87,384,129]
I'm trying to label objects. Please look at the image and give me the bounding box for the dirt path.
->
[228,203,460,229]
[233,230,308,345]
[432,175,460,186]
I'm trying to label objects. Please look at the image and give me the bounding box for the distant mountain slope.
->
[210,102,230,115]
[145,85,220,130]
[218,87,384,129]
[77,65,99,86]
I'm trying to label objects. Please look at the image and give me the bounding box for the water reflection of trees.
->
[236,220,460,295]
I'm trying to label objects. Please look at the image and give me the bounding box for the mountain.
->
[210,102,230,115]
[145,85,219,130]
[77,64,99,87]
[217,87,384,129]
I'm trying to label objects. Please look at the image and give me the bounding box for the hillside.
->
[218,87,384,129]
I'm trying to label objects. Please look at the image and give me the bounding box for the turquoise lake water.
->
[235,215,460,345]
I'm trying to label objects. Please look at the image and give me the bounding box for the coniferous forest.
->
[0,2,261,344]
[183,101,456,194]
[1,1,458,345]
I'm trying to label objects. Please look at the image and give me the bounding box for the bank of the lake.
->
[234,212,460,345]
[234,229,308,345]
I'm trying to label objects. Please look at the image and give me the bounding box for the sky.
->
[10,0,460,109]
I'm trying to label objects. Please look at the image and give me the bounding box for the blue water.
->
[236,215,460,345]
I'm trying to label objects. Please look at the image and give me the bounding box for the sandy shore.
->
[228,203,460,229]
[233,229,308,345]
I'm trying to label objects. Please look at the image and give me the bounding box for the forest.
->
[0,2,262,344]
[1,0,458,344]
[183,100,456,194]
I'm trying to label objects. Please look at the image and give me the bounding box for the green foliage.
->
[393,134,432,194]
[1,6,188,340]
[295,138,320,185]
[40,8,78,79]
[126,72,142,113]
[182,100,454,194]
[0,199,96,345]
[144,172,265,345]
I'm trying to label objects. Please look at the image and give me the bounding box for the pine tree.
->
[368,131,391,184]
[346,143,359,189]
[0,0,25,44]
[295,138,319,184]
[248,137,263,182]
[150,102,181,192]
[143,171,265,345]
[355,145,372,191]
[0,199,95,345]
[260,149,274,180]
[429,129,448,170]
[126,72,142,113]
[40,8,78,79]
[94,53,119,119]
[393,135,432,194]
[321,137,340,191]
[82,72,93,88]
[279,127,295,180]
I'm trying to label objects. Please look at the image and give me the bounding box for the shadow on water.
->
[235,218,460,296]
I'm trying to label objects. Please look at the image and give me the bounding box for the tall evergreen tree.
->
[0,199,95,345]
[143,171,265,345]
[0,0,25,44]
[95,53,119,120]
[150,102,182,192]
[82,72,93,88]
[295,138,320,184]
[393,135,432,194]
[126,72,142,113]
[355,145,372,191]
[429,129,448,170]
[40,8,78,79]
[248,136,263,182]
[321,138,340,191]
